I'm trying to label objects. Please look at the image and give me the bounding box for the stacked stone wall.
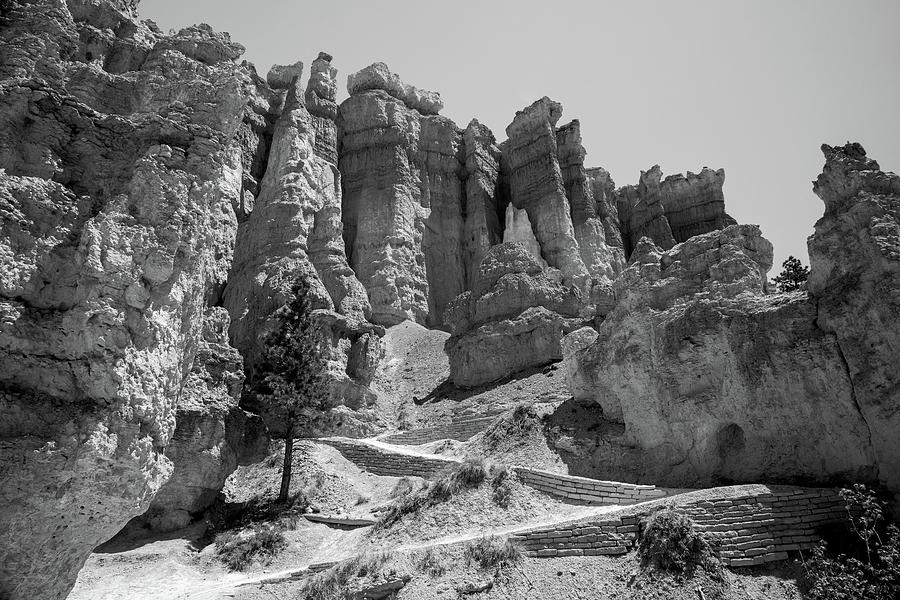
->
[380,417,496,445]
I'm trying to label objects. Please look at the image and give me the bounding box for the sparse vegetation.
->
[464,535,523,571]
[490,463,514,508]
[207,490,309,535]
[482,403,541,450]
[300,550,391,600]
[389,476,418,499]
[214,524,287,571]
[639,507,721,577]
[772,255,809,292]
[416,546,449,577]
[376,456,489,530]
[803,484,900,600]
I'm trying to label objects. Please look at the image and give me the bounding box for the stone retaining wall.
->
[514,467,666,505]
[320,438,666,507]
[509,485,847,567]
[320,439,457,478]
[380,417,496,445]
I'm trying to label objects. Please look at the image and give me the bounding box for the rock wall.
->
[127,308,268,533]
[807,142,900,499]
[0,2,257,597]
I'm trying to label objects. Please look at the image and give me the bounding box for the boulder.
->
[445,242,583,387]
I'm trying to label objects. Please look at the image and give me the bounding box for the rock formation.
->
[338,63,467,328]
[127,308,268,532]
[807,142,900,499]
[502,97,589,289]
[223,73,383,436]
[444,242,583,387]
[305,52,338,164]
[0,2,259,597]
[559,224,876,488]
[461,119,503,289]
[616,165,736,257]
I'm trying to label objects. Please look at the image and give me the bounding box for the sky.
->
[142,0,900,270]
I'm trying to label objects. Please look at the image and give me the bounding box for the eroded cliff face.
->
[559,145,899,495]
[0,1,259,596]
[807,142,900,498]
[223,69,384,437]
[338,63,468,329]
[616,165,736,258]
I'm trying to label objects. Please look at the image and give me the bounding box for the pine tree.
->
[254,278,328,502]
[772,255,809,293]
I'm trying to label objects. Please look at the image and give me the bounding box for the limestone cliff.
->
[0,1,258,597]
[807,142,900,499]
[559,226,874,487]
[559,145,899,496]
[223,71,384,436]
[338,63,467,328]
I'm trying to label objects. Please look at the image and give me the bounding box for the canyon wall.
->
[560,144,899,496]
[0,1,258,596]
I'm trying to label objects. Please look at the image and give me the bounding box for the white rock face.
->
[559,219,886,490]
[0,3,256,597]
[503,204,548,268]
[807,142,900,500]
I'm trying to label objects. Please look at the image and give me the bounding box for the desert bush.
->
[638,507,720,576]
[482,404,540,449]
[416,546,449,577]
[803,484,900,600]
[301,550,391,600]
[389,477,417,499]
[376,456,488,530]
[464,536,523,570]
[214,524,287,571]
[490,464,514,508]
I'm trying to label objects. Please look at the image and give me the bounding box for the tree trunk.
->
[279,429,294,502]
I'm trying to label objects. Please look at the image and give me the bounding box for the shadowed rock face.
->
[560,225,877,488]
[807,142,900,499]
[0,1,259,597]
[616,165,736,258]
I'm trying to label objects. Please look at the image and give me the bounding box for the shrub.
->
[301,550,391,600]
[416,546,448,577]
[464,536,523,571]
[803,484,900,600]
[376,456,488,530]
[490,464,514,508]
[389,477,417,499]
[638,507,720,576]
[214,524,287,571]
[482,404,540,449]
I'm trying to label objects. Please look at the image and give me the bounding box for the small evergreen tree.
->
[254,278,328,502]
[772,255,810,292]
